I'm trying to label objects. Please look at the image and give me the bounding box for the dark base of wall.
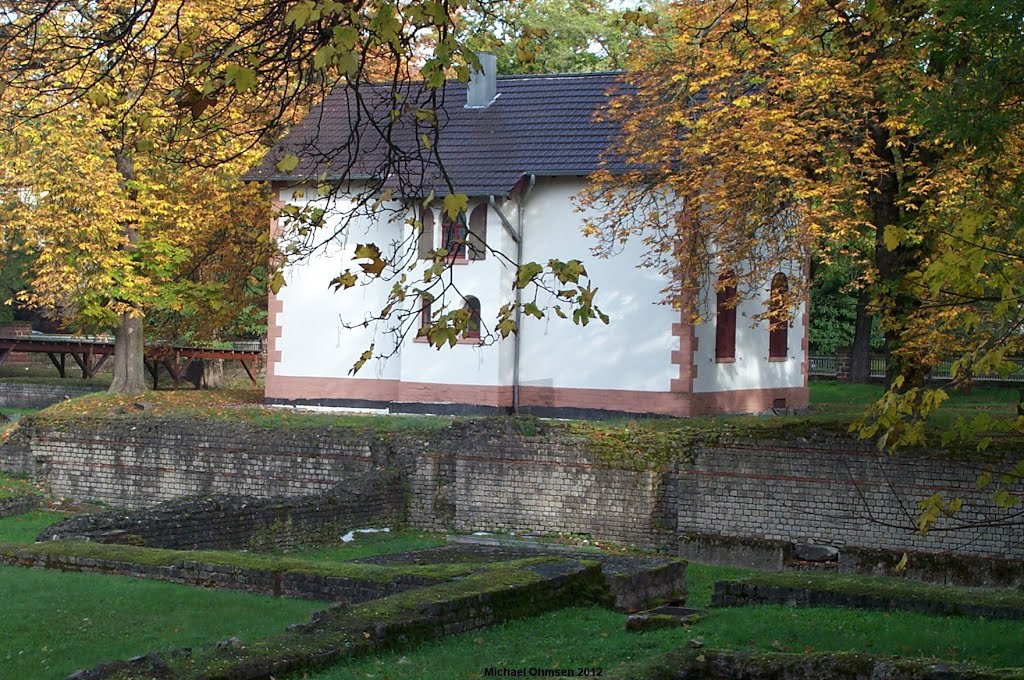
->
[265,397,680,420]
[265,396,511,416]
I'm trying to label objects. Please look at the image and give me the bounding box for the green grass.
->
[296,606,689,679]
[726,569,1024,611]
[0,510,68,543]
[0,565,325,680]
[285,529,448,561]
[0,471,40,499]
[298,563,1024,679]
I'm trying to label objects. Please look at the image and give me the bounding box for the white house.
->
[245,58,808,418]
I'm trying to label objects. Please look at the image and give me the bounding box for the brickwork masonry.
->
[2,417,1019,561]
[0,382,103,409]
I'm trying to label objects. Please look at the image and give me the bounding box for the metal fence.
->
[809,354,1024,383]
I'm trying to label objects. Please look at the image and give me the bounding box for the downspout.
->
[489,173,535,414]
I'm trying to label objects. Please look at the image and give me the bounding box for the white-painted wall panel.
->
[517,178,678,392]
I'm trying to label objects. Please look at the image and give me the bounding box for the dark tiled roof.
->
[244,72,627,196]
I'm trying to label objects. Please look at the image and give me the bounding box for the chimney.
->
[465,52,498,108]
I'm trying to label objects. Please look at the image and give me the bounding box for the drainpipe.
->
[489,174,535,414]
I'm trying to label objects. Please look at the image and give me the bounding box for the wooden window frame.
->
[715,272,737,362]
[769,272,789,360]
[442,217,469,262]
[464,296,481,340]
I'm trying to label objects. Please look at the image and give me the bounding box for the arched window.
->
[715,271,737,361]
[442,214,469,260]
[419,293,433,332]
[417,206,434,259]
[467,204,487,260]
[464,296,481,339]
[769,273,789,360]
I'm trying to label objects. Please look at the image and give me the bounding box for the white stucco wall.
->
[273,185,404,381]
[396,200,512,388]
[691,264,807,393]
[273,187,513,389]
[271,177,804,404]
[517,178,679,392]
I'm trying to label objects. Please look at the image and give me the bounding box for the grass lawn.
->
[0,510,68,543]
[0,472,40,500]
[0,565,326,680]
[300,563,1024,679]
[285,529,448,562]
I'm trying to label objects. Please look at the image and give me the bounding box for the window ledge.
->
[715,357,736,364]
[768,356,789,362]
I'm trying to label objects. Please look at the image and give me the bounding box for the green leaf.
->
[275,154,300,173]
[883,226,901,252]
[515,262,543,289]
[350,344,375,375]
[285,1,314,27]
[523,302,543,319]
[442,193,468,220]
[332,25,358,50]
[225,65,257,93]
[329,270,358,291]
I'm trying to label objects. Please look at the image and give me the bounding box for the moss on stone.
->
[0,540,485,583]
[725,571,1024,611]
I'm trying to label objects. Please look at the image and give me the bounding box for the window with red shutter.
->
[769,273,789,359]
[715,272,737,361]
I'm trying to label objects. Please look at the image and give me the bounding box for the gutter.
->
[488,174,536,414]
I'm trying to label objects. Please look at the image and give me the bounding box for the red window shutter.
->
[417,207,434,259]
[715,274,736,360]
[769,273,788,359]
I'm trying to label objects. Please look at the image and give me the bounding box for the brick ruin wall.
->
[2,417,1020,560]
[36,469,406,552]
[0,382,104,409]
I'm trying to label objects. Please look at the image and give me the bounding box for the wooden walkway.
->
[0,334,261,389]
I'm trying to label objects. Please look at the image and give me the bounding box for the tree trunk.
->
[108,147,147,395]
[849,290,873,383]
[186,359,223,389]
[109,313,146,394]
[867,116,928,390]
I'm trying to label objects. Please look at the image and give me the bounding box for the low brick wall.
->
[0,548,441,603]
[712,580,1024,620]
[0,493,39,518]
[0,382,103,408]
[2,416,1021,564]
[38,469,406,551]
[839,546,1024,588]
[678,532,789,571]
[74,560,608,680]
[678,438,1023,560]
